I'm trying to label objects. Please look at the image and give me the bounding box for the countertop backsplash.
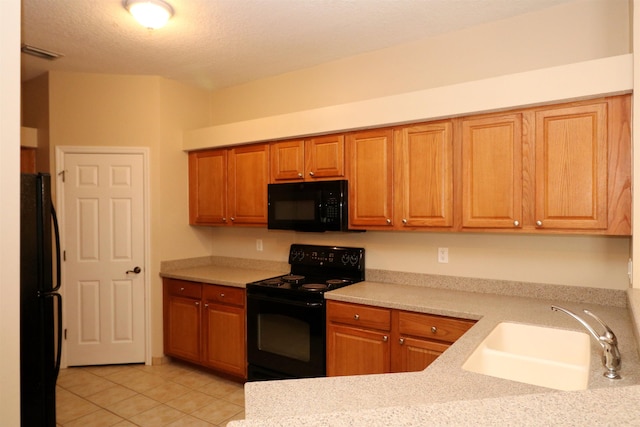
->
[161,255,627,307]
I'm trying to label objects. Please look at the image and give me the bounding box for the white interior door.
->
[61,150,146,366]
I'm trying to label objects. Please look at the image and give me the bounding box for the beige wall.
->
[209,0,630,124]
[23,71,215,359]
[202,0,632,292]
[1,0,22,423]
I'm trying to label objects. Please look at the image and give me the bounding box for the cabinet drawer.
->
[203,284,245,307]
[397,311,475,343]
[327,301,391,331]
[166,279,202,299]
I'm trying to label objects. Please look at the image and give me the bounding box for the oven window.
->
[274,200,316,221]
[257,313,310,362]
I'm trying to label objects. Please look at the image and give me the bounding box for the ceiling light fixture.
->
[124,0,174,30]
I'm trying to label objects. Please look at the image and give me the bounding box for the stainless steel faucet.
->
[550,305,621,380]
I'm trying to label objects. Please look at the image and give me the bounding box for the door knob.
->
[126,266,141,274]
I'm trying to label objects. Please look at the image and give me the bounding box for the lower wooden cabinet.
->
[326,302,391,376]
[326,301,475,376]
[163,278,247,379]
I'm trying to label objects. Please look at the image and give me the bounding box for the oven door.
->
[247,291,326,380]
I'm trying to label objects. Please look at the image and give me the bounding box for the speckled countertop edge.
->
[229,385,640,426]
[239,282,640,421]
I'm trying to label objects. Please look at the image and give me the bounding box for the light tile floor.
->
[56,361,245,426]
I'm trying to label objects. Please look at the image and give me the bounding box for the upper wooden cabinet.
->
[457,95,630,235]
[533,102,608,231]
[270,134,345,182]
[187,95,630,235]
[346,128,394,229]
[394,122,454,229]
[189,149,228,225]
[189,143,269,226]
[460,113,523,229]
[228,144,269,225]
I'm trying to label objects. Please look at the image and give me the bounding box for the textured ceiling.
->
[21,0,575,91]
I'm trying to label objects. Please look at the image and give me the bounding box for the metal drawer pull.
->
[220,293,225,297]
[180,287,185,292]
[354,314,360,320]
[431,326,437,334]
[399,338,405,345]
[382,335,388,342]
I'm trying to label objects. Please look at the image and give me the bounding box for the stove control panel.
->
[289,244,364,269]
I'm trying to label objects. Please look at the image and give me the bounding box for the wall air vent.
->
[21,44,64,61]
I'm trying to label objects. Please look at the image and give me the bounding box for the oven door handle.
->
[248,293,324,308]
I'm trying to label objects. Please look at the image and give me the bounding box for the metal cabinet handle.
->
[431,326,437,334]
[220,293,225,298]
[386,219,391,224]
[513,220,520,227]
[402,219,407,224]
[204,303,209,308]
[222,217,226,222]
[126,266,141,274]
[382,335,388,342]
[536,220,543,227]
[354,314,360,320]
[195,301,200,306]
[231,217,235,221]
[298,172,303,178]
[309,171,315,177]
[180,287,185,292]
[399,338,405,345]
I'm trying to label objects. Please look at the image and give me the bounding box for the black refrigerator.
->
[20,173,62,427]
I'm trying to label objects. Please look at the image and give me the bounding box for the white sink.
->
[462,322,591,391]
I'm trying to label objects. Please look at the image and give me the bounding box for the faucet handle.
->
[583,309,617,342]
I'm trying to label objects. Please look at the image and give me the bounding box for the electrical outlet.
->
[256,239,263,252]
[438,247,448,263]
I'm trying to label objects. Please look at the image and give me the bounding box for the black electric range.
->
[246,244,365,380]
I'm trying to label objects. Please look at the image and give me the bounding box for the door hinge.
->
[58,169,67,182]
[64,329,67,340]
[63,250,66,261]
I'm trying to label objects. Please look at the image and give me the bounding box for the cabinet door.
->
[534,103,607,230]
[395,122,453,228]
[228,144,269,225]
[461,114,522,229]
[394,336,449,373]
[164,295,201,363]
[189,150,228,225]
[347,129,394,228]
[326,323,390,376]
[202,302,246,378]
[305,134,345,180]
[270,140,305,182]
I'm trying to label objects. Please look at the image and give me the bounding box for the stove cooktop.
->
[247,244,365,295]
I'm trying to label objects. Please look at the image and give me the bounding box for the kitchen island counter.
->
[234,280,640,426]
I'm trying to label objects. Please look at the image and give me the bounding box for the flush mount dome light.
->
[124,0,174,29]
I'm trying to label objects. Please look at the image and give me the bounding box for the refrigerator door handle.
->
[51,205,61,293]
[42,292,63,381]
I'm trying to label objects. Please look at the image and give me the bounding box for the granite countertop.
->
[159,256,287,288]
[234,281,640,426]
[158,258,640,425]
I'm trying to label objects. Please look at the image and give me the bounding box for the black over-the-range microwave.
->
[267,179,350,232]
